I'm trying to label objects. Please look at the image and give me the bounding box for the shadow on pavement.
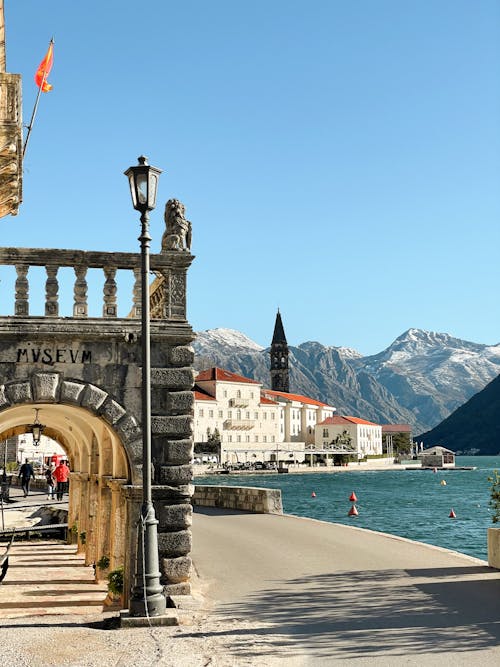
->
[179,567,500,662]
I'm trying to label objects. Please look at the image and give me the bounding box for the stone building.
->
[315,415,383,459]
[193,367,335,464]
[0,237,195,610]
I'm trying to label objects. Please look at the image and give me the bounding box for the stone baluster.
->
[14,264,29,316]
[73,265,88,317]
[45,265,59,316]
[132,267,141,318]
[103,266,117,318]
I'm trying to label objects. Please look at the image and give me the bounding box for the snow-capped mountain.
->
[192,327,500,434]
[356,329,500,429]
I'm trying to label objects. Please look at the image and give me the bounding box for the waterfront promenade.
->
[1,489,499,665]
[191,507,500,666]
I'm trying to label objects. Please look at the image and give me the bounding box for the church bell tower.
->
[270,310,290,393]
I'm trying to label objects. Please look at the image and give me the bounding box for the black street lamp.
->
[29,408,44,447]
[124,156,166,617]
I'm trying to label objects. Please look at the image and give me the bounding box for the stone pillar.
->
[149,345,195,597]
[85,473,100,567]
[108,479,128,572]
[67,472,83,545]
[94,476,113,581]
[77,474,90,555]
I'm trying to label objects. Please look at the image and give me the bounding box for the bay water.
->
[197,455,500,561]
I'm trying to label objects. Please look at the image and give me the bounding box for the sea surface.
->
[196,456,500,561]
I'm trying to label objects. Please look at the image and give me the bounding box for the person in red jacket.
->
[53,460,70,501]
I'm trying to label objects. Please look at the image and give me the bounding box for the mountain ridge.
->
[193,327,500,434]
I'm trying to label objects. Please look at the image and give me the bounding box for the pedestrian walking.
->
[53,460,70,501]
[18,459,35,497]
[45,465,56,500]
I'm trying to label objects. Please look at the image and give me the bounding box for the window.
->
[263,412,267,420]
[271,436,275,443]
[223,390,227,398]
[236,435,241,443]
[198,409,204,417]
[228,435,232,443]
[218,410,223,418]
[323,428,328,437]
[246,411,250,419]
[263,436,267,443]
[236,409,241,420]
[271,413,275,420]
[251,392,254,399]
[254,435,259,442]
[254,412,259,420]
[227,410,232,418]
[245,435,250,443]
[236,389,241,398]
[209,410,214,418]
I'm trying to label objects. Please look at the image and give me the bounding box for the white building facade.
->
[194,368,335,465]
[315,416,383,459]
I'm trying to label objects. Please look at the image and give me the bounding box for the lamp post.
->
[124,156,166,617]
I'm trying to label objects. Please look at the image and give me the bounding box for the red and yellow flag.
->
[34,40,54,92]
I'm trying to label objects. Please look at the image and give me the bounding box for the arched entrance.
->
[0,379,138,600]
[0,243,196,608]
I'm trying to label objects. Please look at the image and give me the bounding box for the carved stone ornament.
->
[161,199,192,252]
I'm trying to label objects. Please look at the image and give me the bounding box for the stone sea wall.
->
[193,485,283,514]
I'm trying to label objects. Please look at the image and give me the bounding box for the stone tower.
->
[270,310,289,392]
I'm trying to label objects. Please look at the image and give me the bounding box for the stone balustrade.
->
[193,484,283,514]
[0,247,192,320]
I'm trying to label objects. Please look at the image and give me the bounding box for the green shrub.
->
[97,555,110,570]
[488,470,500,524]
[107,566,124,595]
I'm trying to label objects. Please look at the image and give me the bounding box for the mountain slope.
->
[418,373,500,455]
[356,329,500,428]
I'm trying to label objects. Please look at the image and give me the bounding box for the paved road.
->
[192,507,500,666]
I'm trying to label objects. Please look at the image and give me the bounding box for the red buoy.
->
[348,505,358,517]
[311,492,316,498]
[349,491,358,502]
[449,508,456,518]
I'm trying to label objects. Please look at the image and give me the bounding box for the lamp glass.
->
[136,173,148,206]
[32,424,42,445]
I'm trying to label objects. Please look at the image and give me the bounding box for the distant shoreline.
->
[193,459,411,477]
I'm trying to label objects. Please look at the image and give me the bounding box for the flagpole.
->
[23,38,54,158]
[22,80,44,158]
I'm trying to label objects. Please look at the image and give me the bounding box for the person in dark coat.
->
[18,459,35,497]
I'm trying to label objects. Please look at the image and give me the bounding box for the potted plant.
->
[487,470,500,568]
[104,566,124,608]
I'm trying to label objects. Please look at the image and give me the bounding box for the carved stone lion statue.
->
[161,199,192,252]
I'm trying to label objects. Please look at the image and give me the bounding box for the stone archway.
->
[0,373,142,598]
[0,243,196,608]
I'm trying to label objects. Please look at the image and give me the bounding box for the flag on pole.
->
[34,40,54,92]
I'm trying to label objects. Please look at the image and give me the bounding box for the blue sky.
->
[3,1,500,355]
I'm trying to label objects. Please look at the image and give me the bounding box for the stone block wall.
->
[151,343,195,596]
[193,485,283,515]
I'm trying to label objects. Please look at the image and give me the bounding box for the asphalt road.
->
[191,507,500,666]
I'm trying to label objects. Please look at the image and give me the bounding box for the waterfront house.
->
[314,415,383,463]
[419,445,455,468]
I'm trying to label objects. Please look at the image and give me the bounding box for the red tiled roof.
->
[196,367,260,385]
[319,415,380,427]
[381,424,412,433]
[193,386,216,401]
[263,389,332,408]
[259,396,278,405]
